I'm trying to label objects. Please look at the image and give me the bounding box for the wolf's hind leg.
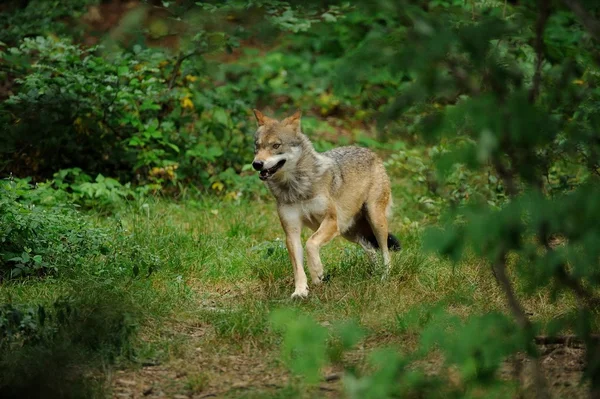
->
[365,197,392,278]
[358,238,379,264]
[306,216,339,285]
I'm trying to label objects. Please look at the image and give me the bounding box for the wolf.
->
[251,109,401,298]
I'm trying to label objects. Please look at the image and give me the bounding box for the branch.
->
[493,252,532,330]
[535,335,600,347]
[493,158,519,197]
[446,58,481,96]
[556,266,600,309]
[492,251,550,398]
[562,0,600,42]
[168,51,198,90]
[577,147,600,178]
[529,0,551,103]
[539,229,600,310]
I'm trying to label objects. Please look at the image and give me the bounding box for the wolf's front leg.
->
[306,215,339,285]
[279,207,308,298]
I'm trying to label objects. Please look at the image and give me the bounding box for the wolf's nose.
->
[252,161,264,171]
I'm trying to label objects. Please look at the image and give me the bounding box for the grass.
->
[0,149,583,398]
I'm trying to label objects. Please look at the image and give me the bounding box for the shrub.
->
[0,36,258,195]
[0,177,160,280]
[0,0,96,45]
[0,285,139,399]
[0,177,110,280]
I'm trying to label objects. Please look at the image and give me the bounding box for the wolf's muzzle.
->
[258,159,286,181]
[252,160,264,171]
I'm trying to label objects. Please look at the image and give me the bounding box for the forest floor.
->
[99,194,587,399]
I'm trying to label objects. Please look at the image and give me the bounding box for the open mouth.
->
[259,159,286,181]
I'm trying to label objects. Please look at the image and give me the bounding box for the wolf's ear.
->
[282,110,302,133]
[253,109,275,127]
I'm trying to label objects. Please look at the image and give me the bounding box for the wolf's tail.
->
[365,233,402,251]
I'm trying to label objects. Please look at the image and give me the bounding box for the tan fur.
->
[252,110,395,298]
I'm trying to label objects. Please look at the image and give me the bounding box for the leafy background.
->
[1,0,599,398]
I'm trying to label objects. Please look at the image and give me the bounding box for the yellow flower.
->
[573,79,585,85]
[181,96,194,109]
[74,117,85,133]
[185,75,198,82]
[211,182,224,192]
[149,167,163,176]
[224,191,241,201]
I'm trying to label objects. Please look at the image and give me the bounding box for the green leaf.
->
[270,308,328,384]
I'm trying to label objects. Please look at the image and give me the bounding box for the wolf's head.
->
[251,109,305,181]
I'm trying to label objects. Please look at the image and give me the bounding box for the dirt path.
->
[110,329,588,398]
[111,336,343,399]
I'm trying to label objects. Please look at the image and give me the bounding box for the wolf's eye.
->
[272,143,281,149]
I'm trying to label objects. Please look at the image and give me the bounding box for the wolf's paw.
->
[380,269,390,281]
[312,273,331,285]
[291,286,309,299]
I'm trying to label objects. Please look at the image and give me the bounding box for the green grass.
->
[0,162,581,398]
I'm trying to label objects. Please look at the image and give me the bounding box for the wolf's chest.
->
[299,195,329,222]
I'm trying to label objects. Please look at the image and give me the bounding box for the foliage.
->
[1,0,600,397]
[0,0,403,197]
[270,309,330,384]
[0,286,139,399]
[330,0,600,396]
[51,168,137,210]
[270,307,523,397]
[0,35,257,196]
[0,0,96,45]
[0,177,107,279]
[0,177,159,280]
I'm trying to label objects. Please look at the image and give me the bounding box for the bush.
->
[0,0,96,45]
[0,177,110,279]
[0,285,139,399]
[0,2,407,198]
[0,177,160,280]
[0,36,257,195]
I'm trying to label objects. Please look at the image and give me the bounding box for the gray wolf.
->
[251,109,401,298]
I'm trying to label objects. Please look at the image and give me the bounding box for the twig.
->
[492,251,550,398]
[493,158,518,197]
[168,51,198,90]
[319,385,338,392]
[561,0,600,43]
[446,58,481,96]
[100,78,120,136]
[556,266,600,309]
[535,335,600,347]
[529,0,551,103]
[493,253,532,330]
[577,148,600,178]
[539,227,600,309]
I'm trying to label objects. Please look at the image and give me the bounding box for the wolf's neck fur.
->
[266,134,327,204]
